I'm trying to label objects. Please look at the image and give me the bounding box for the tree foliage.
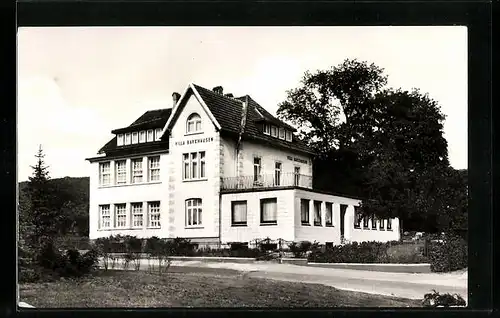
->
[277,59,465,233]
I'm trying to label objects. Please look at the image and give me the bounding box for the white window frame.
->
[186,113,202,134]
[263,124,270,135]
[148,156,160,182]
[294,166,301,186]
[253,157,262,182]
[131,202,144,228]
[279,127,285,140]
[139,130,146,143]
[155,128,162,141]
[117,134,124,146]
[132,131,139,144]
[114,204,127,228]
[274,161,282,186]
[379,218,385,230]
[387,218,392,230]
[285,130,293,142]
[301,199,310,225]
[371,215,377,230]
[325,202,333,226]
[99,162,111,186]
[147,129,154,142]
[186,198,203,227]
[182,151,206,181]
[313,201,322,226]
[125,133,131,145]
[271,126,278,137]
[99,204,111,229]
[148,202,161,228]
[354,207,362,228]
[115,160,127,185]
[131,158,143,184]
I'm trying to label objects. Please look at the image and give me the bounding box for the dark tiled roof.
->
[97,108,172,155]
[193,84,314,155]
[111,108,172,134]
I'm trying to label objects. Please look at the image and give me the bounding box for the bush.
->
[422,290,466,307]
[167,237,196,256]
[289,241,312,258]
[428,233,467,272]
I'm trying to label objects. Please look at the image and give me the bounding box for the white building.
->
[86,83,400,247]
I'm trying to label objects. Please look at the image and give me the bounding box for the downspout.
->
[235,96,249,180]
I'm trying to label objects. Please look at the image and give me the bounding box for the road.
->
[100,259,468,301]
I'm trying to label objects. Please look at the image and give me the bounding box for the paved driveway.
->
[100,259,468,301]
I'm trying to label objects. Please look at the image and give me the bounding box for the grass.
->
[19,267,423,308]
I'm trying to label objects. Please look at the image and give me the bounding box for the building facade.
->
[87,83,400,247]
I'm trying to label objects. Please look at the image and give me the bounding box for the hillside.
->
[19,176,90,237]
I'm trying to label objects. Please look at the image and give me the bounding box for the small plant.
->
[289,241,312,258]
[428,233,467,272]
[124,236,144,271]
[422,290,466,307]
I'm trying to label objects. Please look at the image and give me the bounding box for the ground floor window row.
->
[98,202,161,230]
[353,207,393,231]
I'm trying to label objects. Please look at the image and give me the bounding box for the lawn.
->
[19,267,423,308]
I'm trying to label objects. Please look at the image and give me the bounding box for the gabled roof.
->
[192,84,314,155]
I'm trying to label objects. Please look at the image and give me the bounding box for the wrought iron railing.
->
[221,172,313,191]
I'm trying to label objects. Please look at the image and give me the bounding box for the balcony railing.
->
[221,173,313,191]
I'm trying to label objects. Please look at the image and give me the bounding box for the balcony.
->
[221,172,313,191]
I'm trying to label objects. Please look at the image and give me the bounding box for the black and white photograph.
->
[17,26,468,308]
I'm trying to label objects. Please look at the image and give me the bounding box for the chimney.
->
[212,86,223,95]
[172,92,181,107]
[224,93,234,98]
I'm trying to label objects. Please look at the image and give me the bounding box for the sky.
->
[17,26,468,182]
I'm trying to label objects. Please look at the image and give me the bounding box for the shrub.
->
[124,236,144,270]
[428,233,468,272]
[289,241,312,258]
[422,290,466,307]
[167,237,196,256]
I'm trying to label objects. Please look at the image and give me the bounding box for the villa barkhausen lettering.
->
[287,155,308,164]
[174,137,214,146]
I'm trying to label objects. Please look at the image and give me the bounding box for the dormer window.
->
[155,128,162,141]
[271,126,278,137]
[147,129,154,142]
[117,134,124,146]
[186,113,202,134]
[125,133,131,145]
[279,128,285,140]
[285,130,293,142]
[263,124,270,135]
[139,131,146,143]
[132,132,139,144]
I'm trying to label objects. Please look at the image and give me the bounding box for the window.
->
[115,204,127,228]
[148,202,161,228]
[125,133,131,145]
[99,205,111,229]
[294,166,301,186]
[260,198,277,224]
[285,130,293,142]
[387,219,392,230]
[182,151,206,180]
[301,199,310,225]
[379,219,385,230]
[139,130,146,143]
[363,215,369,229]
[115,160,126,184]
[147,129,154,142]
[131,158,143,183]
[354,206,362,228]
[253,157,262,182]
[186,113,202,134]
[271,126,278,137]
[99,162,111,186]
[132,132,139,144]
[231,201,247,226]
[263,124,270,135]
[131,203,143,228]
[186,198,202,226]
[314,201,322,226]
[325,202,333,226]
[279,127,285,140]
[155,128,162,141]
[148,156,160,182]
[117,134,124,146]
[371,215,377,229]
[274,162,282,186]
